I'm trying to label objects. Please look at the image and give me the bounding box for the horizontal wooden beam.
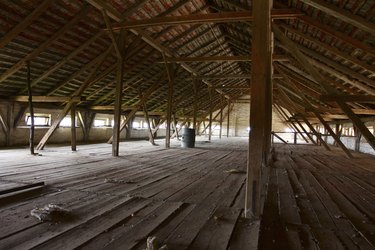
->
[161,54,289,63]
[217,86,250,89]
[320,95,375,103]
[306,107,375,116]
[90,105,165,116]
[299,0,375,36]
[10,96,84,102]
[110,10,303,30]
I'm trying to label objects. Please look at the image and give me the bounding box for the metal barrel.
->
[181,128,195,148]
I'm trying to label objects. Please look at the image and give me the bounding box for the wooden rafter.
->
[299,0,375,36]
[0,0,53,48]
[109,10,303,30]
[0,6,90,83]
[273,23,375,152]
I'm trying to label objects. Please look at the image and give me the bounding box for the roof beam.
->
[25,31,104,92]
[305,107,375,115]
[0,0,53,48]
[161,54,289,63]
[10,96,84,102]
[0,6,90,83]
[110,10,303,30]
[320,95,375,103]
[298,15,375,58]
[294,44,375,95]
[279,24,375,75]
[86,0,231,99]
[274,23,375,152]
[299,0,375,36]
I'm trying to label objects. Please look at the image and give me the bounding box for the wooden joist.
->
[161,54,289,63]
[0,6,90,83]
[305,107,375,116]
[109,10,303,30]
[10,96,84,103]
[320,95,375,103]
[274,23,375,152]
[0,0,53,48]
[299,0,375,36]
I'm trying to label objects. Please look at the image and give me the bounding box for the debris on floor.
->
[224,169,246,174]
[146,236,167,250]
[30,204,72,222]
[104,178,136,184]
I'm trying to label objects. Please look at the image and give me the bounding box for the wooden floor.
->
[0,138,257,250]
[260,144,375,250]
[0,138,375,249]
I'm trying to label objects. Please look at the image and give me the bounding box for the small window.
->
[94,119,107,127]
[59,116,72,127]
[132,121,140,128]
[25,113,51,126]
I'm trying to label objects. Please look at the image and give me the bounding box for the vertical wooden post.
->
[164,57,174,149]
[193,79,198,130]
[208,87,213,141]
[274,103,309,143]
[354,126,361,152]
[219,97,223,139]
[112,31,125,156]
[334,123,341,147]
[26,62,35,155]
[245,0,272,219]
[301,115,331,150]
[295,119,317,145]
[294,132,297,144]
[143,103,156,145]
[71,103,77,151]
[226,100,230,137]
[172,114,180,141]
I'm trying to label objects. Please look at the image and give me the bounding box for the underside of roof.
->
[0,0,375,122]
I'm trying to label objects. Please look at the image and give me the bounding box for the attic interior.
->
[1,0,375,249]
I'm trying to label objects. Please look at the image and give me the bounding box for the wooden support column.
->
[36,46,112,150]
[208,87,213,141]
[219,97,224,139]
[193,79,198,130]
[70,103,76,151]
[227,100,231,137]
[354,127,361,152]
[172,114,180,141]
[0,112,8,144]
[112,30,125,156]
[245,0,272,219]
[164,55,174,149]
[274,23,375,153]
[274,103,310,144]
[295,119,317,145]
[271,132,288,144]
[300,115,331,151]
[276,64,352,157]
[26,62,35,155]
[152,118,165,138]
[334,123,342,147]
[143,102,156,145]
[77,111,95,142]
